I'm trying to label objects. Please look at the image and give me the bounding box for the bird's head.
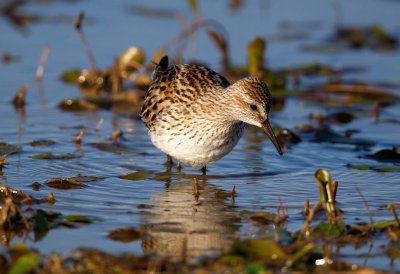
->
[228,77,283,155]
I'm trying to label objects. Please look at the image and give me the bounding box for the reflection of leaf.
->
[33,211,50,241]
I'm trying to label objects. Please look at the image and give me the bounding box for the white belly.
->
[149,123,244,168]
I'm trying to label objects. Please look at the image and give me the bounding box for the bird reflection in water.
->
[139,173,240,262]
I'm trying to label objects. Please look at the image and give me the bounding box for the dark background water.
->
[1,0,400,270]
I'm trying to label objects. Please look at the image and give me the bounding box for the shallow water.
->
[1,0,400,271]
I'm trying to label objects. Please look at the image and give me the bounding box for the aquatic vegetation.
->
[0,169,398,273]
[44,177,87,189]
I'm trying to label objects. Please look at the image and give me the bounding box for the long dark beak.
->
[261,119,284,155]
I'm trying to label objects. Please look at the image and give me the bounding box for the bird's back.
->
[140,56,230,129]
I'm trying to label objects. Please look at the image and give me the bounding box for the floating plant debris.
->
[69,175,105,182]
[347,164,400,173]
[365,147,400,163]
[0,183,54,204]
[58,98,98,111]
[334,24,398,51]
[0,143,21,155]
[89,142,139,155]
[45,177,87,189]
[29,139,56,147]
[108,227,143,242]
[62,215,94,225]
[313,128,374,147]
[31,153,82,160]
[119,171,149,181]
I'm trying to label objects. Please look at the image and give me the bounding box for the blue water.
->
[1,0,400,271]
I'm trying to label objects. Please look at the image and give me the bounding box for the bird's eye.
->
[250,104,257,110]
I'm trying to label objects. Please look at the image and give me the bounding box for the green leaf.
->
[9,253,40,274]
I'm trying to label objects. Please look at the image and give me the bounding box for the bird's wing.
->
[140,56,230,128]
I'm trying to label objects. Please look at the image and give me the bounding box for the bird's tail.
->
[151,55,169,79]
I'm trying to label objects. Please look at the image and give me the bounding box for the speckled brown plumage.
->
[140,56,283,169]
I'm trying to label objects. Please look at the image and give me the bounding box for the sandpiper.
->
[140,56,283,170]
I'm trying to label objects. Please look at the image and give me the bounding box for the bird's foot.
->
[176,161,182,172]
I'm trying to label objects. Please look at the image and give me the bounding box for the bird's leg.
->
[165,154,173,172]
[201,166,207,175]
[176,161,182,172]
[166,154,173,164]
